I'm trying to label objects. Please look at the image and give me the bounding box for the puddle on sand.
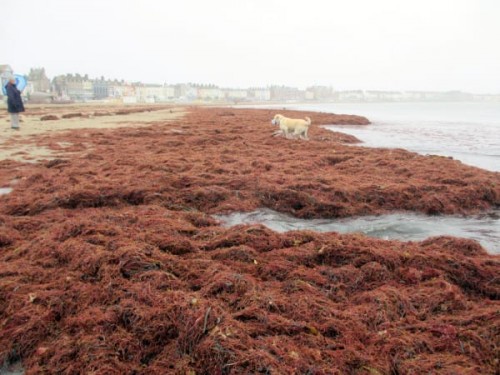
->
[214,208,500,254]
[0,187,13,195]
[0,361,24,375]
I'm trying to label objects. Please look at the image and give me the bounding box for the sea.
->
[245,101,500,172]
[226,102,500,253]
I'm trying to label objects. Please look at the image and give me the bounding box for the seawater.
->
[215,209,500,254]
[233,102,500,253]
[0,187,13,195]
[246,101,500,172]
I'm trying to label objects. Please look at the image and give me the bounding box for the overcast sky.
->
[2,0,499,93]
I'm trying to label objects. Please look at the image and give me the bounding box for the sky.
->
[2,0,500,93]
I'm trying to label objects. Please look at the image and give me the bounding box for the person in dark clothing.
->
[5,77,25,130]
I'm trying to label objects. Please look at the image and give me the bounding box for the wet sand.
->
[0,104,185,162]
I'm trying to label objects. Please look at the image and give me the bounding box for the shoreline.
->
[0,105,499,373]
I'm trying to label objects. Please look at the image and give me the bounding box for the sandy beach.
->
[0,105,499,374]
[0,104,185,162]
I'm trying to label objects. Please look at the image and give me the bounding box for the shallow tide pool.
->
[0,187,13,195]
[214,208,500,254]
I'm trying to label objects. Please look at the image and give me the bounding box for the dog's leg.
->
[281,127,288,138]
[303,128,309,140]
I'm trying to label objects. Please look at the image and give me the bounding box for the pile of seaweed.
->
[22,104,174,119]
[0,107,499,374]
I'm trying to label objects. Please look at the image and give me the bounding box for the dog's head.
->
[271,114,283,125]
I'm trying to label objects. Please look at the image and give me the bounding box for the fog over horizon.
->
[2,0,499,94]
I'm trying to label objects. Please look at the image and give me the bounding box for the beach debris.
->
[61,112,84,119]
[40,115,59,121]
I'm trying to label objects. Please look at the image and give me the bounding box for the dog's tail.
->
[305,117,311,125]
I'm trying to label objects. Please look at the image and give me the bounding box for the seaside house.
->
[71,74,93,101]
[53,74,94,101]
[248,88,271,101]
[440,91,474,101]
[0,64,13,78]
[24,81,53,103]
[52,75,70,100]
[223,88,248,102]
[337,90,364,102]
[402,91,443,101]
[270,85,306,102]
[163,85,175,101]
[193,84,224,101]
[174,84,198,101]
[0,64,14,99]
[306,86,335,101]
[364,90,403,102]
[24,67,53,103]
[93,77,110,99]
[108,80,126,98]
[473,93,500,102]
[135,83,161,103]
[122,84,138,103]
[134,83,176,103]
[28,68,51,93]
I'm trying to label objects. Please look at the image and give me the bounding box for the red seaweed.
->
[0,106,498,374]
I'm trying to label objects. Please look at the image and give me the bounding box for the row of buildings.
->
[2,65,499,104]
[1,66,273,103]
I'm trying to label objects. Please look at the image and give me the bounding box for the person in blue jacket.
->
[5,77,25,130]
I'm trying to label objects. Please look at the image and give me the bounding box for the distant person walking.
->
[5,77,25,130]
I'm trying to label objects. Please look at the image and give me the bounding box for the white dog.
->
[271,114,312,140]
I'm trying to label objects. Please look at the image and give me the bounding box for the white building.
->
[364,90,403,101]
[0,64,14,98]
[224,88,248,101]
[133,84,177,102]
[337,90,364,101]
[108,82,135,99]
[197,86,224,100]
[248,88,271,101]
